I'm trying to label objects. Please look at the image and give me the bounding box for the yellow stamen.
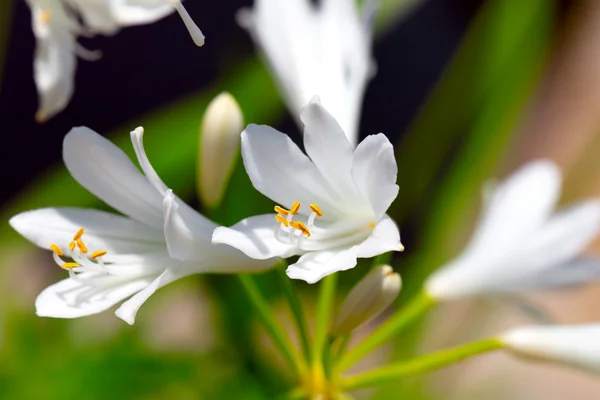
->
[309,203,323,217]
[368,221,377,229]
[91,250,107,259]
[49,244,63,256]
[290,201,301,215]
[40,10,51,24]
[61,262,80,269]
[290,221,310,237]
[76,239,88,254]
[275,215,289,227]
[274,205,290,216]
[73,228,85,240]
[69,241,76,251]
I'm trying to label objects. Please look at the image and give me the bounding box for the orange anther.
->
[290,201,301,215]
[274,205,290,216]
[309,203,323,217]
[69,241,76,251]
[61,262,80,269]
[290,221,310,237]
[40,10,51,24]
[50,244,63,256]
[275,215,289,227]
[76,239,88,254]
[91,250,107,259]
[73,228,85,240]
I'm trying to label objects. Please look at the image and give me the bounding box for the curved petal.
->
[115,266,187,325]
[300,98,358,199]
[109,0,174,26]
[9,207,165,256]
[63,127,164,228]
[163,190,215,261]
[35,273,155,319]
[351,134,399,219]
[31,4,76,122]
[212,214,297,260]
[286,246,358,283]
[241,124,340,215]
[130,127,169,194]
[356,215,403,258]
[465,160,561,259]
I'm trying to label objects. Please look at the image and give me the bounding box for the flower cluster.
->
[9,0,600,398]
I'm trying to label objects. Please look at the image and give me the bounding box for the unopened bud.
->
[332,265,401,336]
[198,92,243,208]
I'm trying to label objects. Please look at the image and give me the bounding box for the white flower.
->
[502,324,600,373]
[27,0,204,122]
[9,126,274,324]
[212,97,403,284]
[333,265,401,336]
[425,160,600,300]
[238,0,374,146]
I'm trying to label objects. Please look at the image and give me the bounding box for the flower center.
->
[49,228,109,281]
[273,201,323,248]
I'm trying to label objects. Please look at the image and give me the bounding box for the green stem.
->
[335,290,436,372]
[312,274,338,377]
[275,262,312,364]
[237,274,304,375]
[341,338,504,391]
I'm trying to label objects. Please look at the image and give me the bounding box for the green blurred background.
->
[2,0,600,398]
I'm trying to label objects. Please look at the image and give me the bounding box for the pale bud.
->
[502,324,600,373]
[198,92,243,208]
[332,265,401,336]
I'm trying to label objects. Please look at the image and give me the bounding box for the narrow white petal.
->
[286,246,358,284]
[241,124,340,215]
[9,207,164,255]
[300,98,358,199]
[356,215,403,258]
[163,190,215,261]
[212,214,297,260]
[507,258,600,290]
[465,160,561,260]
[115,267,185,325]
[351,134,399,219]
[109,0,174,26]
[35,274,154,319]
[502,324,600,373]
[63,127,164,228]
[130,127,169,194]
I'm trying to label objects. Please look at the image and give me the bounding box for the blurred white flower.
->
[10,127,274,324]
[198,92,244,209]
[26,0,204,122]
[333,265,401,336]
[238,0,375,146]
[213,97,403,284]
[425,160,600,300]
[502,324,600,373]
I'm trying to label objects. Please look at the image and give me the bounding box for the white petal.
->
[241,124,340,215]
[465,160,561,260]
[300,98,358,199]
[63,127,164,228]
[9,207,165,256]
[130,127,169,194]
[109,0,174,26]
[286,246,358,284]
[351,134,399,219]
[212,214,297,260]
[502,324,600,373]
[507,258,600,290]
[115,266,186,325]
[356,215,404,258]
[31,5,77,122]
[162,190,215,261]
[36,273,155,319]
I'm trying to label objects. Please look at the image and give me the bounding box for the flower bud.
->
[332,265,401,336]
[502,324,600,373]
[198,92,243,208]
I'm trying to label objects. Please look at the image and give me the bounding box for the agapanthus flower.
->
[212,97,403,284]
[238,0,374,145]
[425,160,600,300]
[502,323,600,373]
[27,0,204,122]
[10,127,275,324]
